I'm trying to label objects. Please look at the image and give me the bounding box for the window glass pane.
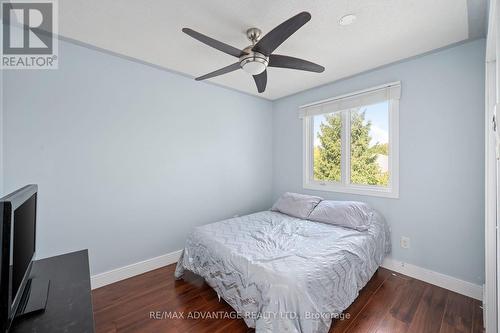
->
[313,113,342,182]
[350,102,389,186]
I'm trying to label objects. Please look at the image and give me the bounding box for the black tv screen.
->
[11,195,36,305]
[0,185,38,332]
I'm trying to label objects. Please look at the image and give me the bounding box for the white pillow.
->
[308,200,372,231]
[271,192,322,219]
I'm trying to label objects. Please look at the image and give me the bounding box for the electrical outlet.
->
[400,236,410,249]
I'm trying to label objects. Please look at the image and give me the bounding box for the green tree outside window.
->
[313,109,389,186]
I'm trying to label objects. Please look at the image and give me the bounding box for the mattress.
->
[175,210,390,333]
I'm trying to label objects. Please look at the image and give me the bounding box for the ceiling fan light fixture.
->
[241,60,267,75]
[240,50,268,75]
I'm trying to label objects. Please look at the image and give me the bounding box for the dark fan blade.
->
[195,62,241,81]
[252,12,311,56]
[182,28,244,57]
[269,54,325,73]
[253,70,267,93]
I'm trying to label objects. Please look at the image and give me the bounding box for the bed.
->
[175,208,390,333]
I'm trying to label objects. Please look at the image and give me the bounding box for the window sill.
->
[303,181,399,199]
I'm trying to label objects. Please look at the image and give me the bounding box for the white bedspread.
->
[175,210,390,333]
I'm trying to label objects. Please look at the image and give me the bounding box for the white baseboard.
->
[91,250,183,289]
[90,251,483,301]
[382,258,483,301]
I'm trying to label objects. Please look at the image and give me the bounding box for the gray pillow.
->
[271,192,322,219]
[308,200,372,231]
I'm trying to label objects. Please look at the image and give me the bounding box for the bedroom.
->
[0,0,498,332]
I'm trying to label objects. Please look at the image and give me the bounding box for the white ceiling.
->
[59,0,485,100]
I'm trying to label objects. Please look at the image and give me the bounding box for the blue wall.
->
[272,39,486,284]
[2,39,273,275]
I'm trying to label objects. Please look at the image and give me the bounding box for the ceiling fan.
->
[182,12,325,93]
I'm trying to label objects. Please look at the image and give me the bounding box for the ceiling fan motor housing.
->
[239,46,268,75]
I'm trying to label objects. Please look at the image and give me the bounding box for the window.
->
[301,82,400,198]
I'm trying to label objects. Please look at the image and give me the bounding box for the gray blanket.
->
[175,210,390,333]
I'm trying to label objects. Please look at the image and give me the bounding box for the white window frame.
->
[301,82,400,198]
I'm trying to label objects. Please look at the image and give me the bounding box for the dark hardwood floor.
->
[92,264,484,333]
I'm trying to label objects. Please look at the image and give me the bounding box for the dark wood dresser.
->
[11,250,95,333]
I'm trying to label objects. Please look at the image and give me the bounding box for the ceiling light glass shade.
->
[239,50,268,75]
[242,61,267,75]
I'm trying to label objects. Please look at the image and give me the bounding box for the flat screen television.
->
[0,185,49,332]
